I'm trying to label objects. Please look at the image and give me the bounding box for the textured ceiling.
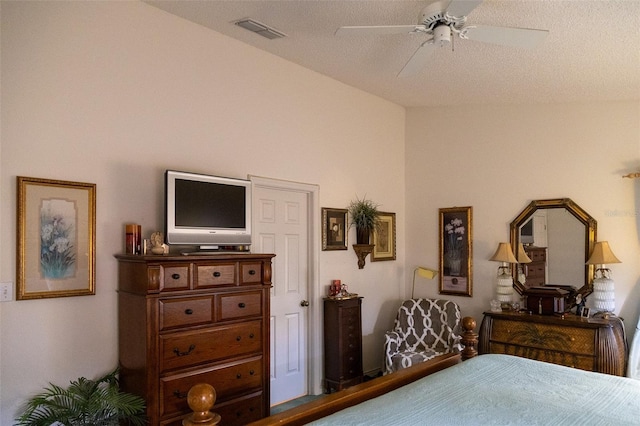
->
[146,0,640,107]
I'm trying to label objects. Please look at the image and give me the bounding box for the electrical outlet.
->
[0,282,13,302]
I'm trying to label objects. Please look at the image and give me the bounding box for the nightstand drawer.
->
[160,320,263,372]
[217,291,262,321]
[160,357,263,418]
[159,296,213,330]
[196,263,236,288]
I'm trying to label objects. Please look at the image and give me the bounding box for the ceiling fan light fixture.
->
[433,25,451,47]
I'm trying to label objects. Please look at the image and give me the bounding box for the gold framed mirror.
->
[509,198,597,298]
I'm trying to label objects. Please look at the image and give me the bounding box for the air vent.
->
[234,19,287,40]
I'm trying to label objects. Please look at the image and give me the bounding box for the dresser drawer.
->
[526,263,546,278]
[159,296,213,330]
[160,392,264,426]
[489,342,595,371]
[527,249,546,262]
[240,262,262,284]
[196,263,236,288]
[160,320,263,372]
[491,319,595,355]
[161,265,191,291]
[217,291,262,321]
[214,391,265,426]
[160,357,263,419]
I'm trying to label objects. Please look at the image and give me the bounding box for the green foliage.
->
[15,368,146,426]
[348,195,381,231]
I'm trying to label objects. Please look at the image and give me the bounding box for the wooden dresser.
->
[323,297,363,392]
[523,246,546,286]
[479,311,627,376]
[116,253,274,426]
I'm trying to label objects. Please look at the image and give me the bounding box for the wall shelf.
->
[352,244,374,269]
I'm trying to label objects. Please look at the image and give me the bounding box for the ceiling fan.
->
[336,0,549,77]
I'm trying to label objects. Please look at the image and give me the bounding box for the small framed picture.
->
[581,307,591,318]
[372,212,396,261]
[322,207,348,250]
[17,176,96,300]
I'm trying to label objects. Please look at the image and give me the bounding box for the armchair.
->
[384,298,462,374]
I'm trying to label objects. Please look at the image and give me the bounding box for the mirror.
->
[510,198,597,298]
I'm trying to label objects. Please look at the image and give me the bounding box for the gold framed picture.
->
[322,207,348,250]
[17,176,96,300]
[372,212,396,261]
[439,206,473,297]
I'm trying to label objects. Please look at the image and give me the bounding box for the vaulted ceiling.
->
[147,0,640,107]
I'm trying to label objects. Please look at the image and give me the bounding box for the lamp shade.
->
[411,266,438,298]
[516,243,532,264]
[490,243,518,264]
[586,241,621,265]
[415,267,438,279]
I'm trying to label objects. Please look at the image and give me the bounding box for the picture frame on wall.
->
[322,207,348,250]
[439,206,473,297]
[17,176,96,300]
[372,212,396,261]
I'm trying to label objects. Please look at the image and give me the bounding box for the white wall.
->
[0,2,406,423]
[406,102,640,335]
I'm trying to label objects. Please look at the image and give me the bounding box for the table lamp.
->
[411,266,438,299]
[490,242,518,308]
[586,241,621,314]
[516,243,532,284]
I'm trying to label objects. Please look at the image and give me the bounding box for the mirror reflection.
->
[510,198,596,298]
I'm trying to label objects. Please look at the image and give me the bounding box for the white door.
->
[252,179,311,406]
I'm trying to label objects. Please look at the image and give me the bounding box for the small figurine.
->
[575,294,586,316]
[150,231,165,255]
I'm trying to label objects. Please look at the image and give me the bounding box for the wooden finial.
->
[182,383,221,426]
[622,173,640,179]
[460,316,478,361]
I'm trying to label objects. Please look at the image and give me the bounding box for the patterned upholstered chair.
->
[384,298,462,374]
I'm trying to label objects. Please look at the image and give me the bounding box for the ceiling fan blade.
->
[336,25,425,36]
[461,25,549,48]
[446,0,484,18]
[398,41,438,78]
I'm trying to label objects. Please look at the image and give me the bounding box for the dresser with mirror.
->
[480,198,628,375]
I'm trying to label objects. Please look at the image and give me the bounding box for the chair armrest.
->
[383,331,401,374]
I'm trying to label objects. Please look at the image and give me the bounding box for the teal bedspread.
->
[310,354,640,425]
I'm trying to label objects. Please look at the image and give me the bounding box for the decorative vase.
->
[448,257,462,276]
[356,227,370,245]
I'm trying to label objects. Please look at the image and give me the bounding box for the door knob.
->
[300,300,310,307]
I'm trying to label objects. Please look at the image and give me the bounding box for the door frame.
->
[249,175,323,396]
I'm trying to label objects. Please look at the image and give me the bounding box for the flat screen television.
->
[164,170,252,251]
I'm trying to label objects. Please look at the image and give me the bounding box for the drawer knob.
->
[173,390,188,399]
[250,369,255,375]
[236,336,242,341]
[173,344,195,357]
[249,333,255,339]
[171,273,180,280]
[236,373,242,379]
[248,269,256,275]
[213,271,221,277]
[185,308,193,315]
[238,302,246,308]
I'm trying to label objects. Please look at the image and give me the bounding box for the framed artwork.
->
[372,212,396,261]
[439,206,473,297]
[322,207,348,250]
[17,176,96,300]
[581,307,591,318]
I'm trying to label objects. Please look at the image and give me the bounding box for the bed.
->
[185,317,640,426]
